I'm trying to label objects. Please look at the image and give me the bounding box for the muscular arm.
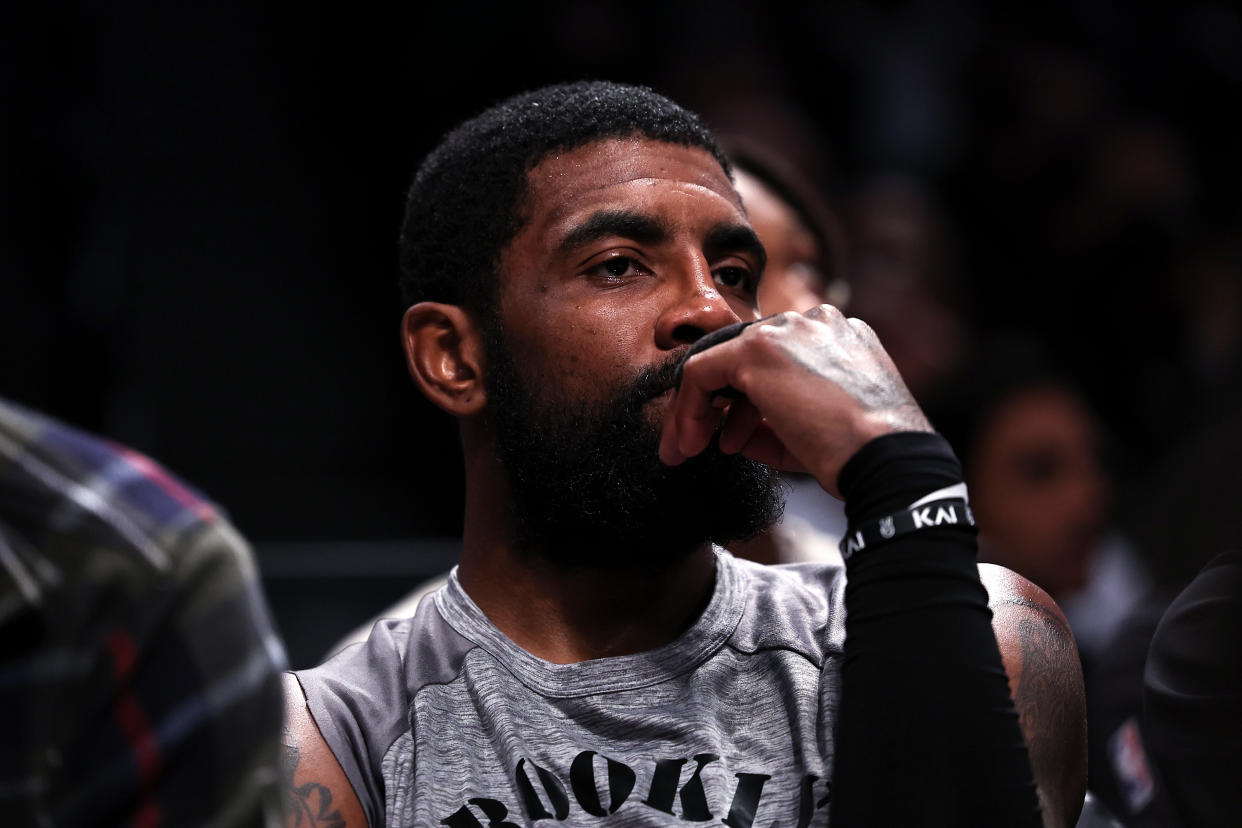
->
[282,674,368,828]
[981,564,1088,828]
[827,434,1042,826]
[664,309,1044,823]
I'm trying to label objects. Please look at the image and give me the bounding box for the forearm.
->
[830,432,1042,826]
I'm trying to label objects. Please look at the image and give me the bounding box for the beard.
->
[482,324,785,569]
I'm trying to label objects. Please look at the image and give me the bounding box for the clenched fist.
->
[659,304,933,497]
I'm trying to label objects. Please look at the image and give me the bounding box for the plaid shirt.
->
[0,397,288,827]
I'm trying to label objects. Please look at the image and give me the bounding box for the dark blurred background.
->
[4,1,1240,769]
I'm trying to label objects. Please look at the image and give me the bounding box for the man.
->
[284,81,1082,827]
[0,395,287,826]
[318,132,852,657]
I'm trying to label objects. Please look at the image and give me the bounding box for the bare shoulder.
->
[978,563,1081,715]
[282,673,368,828]
[979,563,1070,628]
[978,563,1087,828]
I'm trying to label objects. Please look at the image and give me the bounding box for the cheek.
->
[758,270,825,316]
[579,298,665,357]
[984,477,1088,559]
[511,311,644,394]
[974,469,1047,536]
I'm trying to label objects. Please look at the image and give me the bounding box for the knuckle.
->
[847,316,876,337]
[734,363,757,392]
[746,322,786,356]
[807,302,844,321]
[758,310,797,328]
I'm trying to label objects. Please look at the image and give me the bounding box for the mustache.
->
[628,353,687,404]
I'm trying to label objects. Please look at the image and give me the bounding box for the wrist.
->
[837,431,966,525]
[840,488,977,559]
[811,412,936,496]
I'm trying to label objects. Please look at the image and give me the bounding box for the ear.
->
[401,302,487,417]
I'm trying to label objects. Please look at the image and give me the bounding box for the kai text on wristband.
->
[839,497,977,560]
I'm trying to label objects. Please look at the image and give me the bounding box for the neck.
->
[458,543,717,664]
[458,447,717,663]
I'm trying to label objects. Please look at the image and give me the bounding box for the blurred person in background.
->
[934,328,1242,797]
[930,342,1163,827]
[930,340,1149,666]
[846,173,973,404]
[720,134,851,321]
[0,395,287,826]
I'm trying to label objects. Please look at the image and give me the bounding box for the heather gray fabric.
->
[295,549,845,827]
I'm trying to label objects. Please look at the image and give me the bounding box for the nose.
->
[1063,454,1109,524]
[653,261,742,349]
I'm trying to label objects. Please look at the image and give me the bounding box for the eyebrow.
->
[704,222,767,277]
[556,211,767,274]
[557,210,669,255]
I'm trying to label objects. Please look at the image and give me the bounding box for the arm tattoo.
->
[998,596,1087,826]
[283,725,347,828]
[1005,597,1078,731]
[1014,614,1075,742]
[1001,599,1082,733]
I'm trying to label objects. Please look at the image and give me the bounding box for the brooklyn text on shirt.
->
[439,749,831,827]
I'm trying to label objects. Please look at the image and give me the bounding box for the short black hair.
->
[398,81,731,315]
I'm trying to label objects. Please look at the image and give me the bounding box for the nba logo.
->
[1108,717,1155,813]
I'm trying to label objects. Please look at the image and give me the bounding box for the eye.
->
[604,258,635,277]
[585,255,648,283]
[1013,448,1064,485]
[714,265,756,292]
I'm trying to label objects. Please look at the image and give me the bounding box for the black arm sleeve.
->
[829,431,1042,827]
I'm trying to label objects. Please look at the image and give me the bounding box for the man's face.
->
[483,137,784,564]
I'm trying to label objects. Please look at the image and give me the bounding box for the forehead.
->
[520,137,744,235]
[983,387,1097,452]
[736,171,797,230]
[734,171,817,248]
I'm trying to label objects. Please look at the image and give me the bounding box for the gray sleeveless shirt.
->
[294,550,846,827]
